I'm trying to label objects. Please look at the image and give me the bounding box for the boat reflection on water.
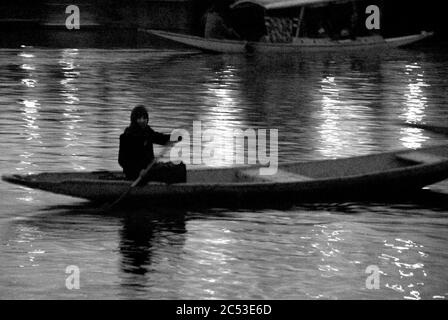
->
[118,208,187,287]
[4,203,189,298]
[6,192,448,299]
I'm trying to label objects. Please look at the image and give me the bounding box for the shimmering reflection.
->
[315,75,373,158]
[400,62,430,149]
[17,49,41,177]
[1,48,448,300]
[20,99,41,143]
[6,221,44,269]
[19,51,37,88]
[184,221,238,299]
[59,49,85,171]
[379,238,428,300]
[311,224,345,276]
[201,63,247,167]
[17,99,40,175]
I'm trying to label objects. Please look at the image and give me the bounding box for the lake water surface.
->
[1,46,448,299]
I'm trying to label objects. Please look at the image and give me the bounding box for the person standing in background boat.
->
[118,105,185,183]
[203,2,240,40]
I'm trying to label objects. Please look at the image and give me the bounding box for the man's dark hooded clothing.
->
[118,124,170,180]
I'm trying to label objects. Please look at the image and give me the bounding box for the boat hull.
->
[143,29,434,54]
[3,144,448,207]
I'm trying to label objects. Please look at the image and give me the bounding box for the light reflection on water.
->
[400,62,430,149]
[316,75,374,158]
[1,47,448,299]
[200,63,246,167]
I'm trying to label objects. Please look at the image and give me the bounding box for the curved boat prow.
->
[2,174,35,188]
[386,31,434,48]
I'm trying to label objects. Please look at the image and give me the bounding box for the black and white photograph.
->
[1,0,447,304]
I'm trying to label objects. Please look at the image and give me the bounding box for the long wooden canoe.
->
[142,29,434,54]
[3,144,448,206]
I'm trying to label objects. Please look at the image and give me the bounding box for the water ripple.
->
[1,47,448,299]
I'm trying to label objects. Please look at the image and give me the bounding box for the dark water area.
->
[1,0,448,48]
[1,45,448,299]
[0,24,447,49]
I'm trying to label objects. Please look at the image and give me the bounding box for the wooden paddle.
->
[102,142,176,211]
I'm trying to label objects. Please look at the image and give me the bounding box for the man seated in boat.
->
[118,105,185,184]
[203,2,240,40]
